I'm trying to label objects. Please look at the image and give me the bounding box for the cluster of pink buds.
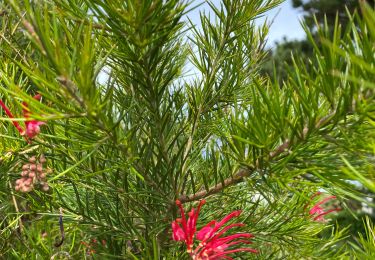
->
[172,200,257,260]
[15,155,51,193]
[307,192,341,222]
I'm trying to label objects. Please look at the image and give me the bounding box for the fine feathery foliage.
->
[0,0,374,259]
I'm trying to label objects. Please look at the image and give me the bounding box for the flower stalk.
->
[0,99,25,136]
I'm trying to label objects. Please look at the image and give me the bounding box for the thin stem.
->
[0,99,25,136]
[9,181,24,233]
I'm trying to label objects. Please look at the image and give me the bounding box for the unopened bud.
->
[39,155,46,163]
[24,178,33,186]
[21,186,31,192]
[36,164,43,172]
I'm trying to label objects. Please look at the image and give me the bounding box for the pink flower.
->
[0,94,45,141]
[22,94,45,139]
[308,192,341,222]
[24,120,45,139]
[172,200,257,259]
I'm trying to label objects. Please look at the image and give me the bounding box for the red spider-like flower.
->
[172,200,257,260]
[0,99,24,135]
[0,94,45,140]
[308,192,341,222]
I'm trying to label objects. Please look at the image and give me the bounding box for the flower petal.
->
[197,221,216,241]
[25,120,45,138]
[201,210,242,244]
[172,221,186,241]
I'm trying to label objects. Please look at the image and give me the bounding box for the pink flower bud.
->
[24,178,33,186]
[29,156,36,163]
[21,171,28,177]
[29,172,36,178]
[22,164,30,170]
[39,155,46,163]
[21,186,31,192]
[30,164,36,171]
[25,121,45,139]
[39,173,46,179]
[36,164,43,172]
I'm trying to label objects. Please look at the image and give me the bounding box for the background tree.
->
[262,0,375,82]
[260,37,313,82]
[292,0,375,29]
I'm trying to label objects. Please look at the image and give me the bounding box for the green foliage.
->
[263,0,375,81]
[0,0,374,259]
[350,217,375,259]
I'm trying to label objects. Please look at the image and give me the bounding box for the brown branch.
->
[177,111,337,203]
[56,76,85,108]
[178,168,251,203]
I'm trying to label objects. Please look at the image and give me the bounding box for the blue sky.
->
[259,0,306,45]
[186,0,306,47]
